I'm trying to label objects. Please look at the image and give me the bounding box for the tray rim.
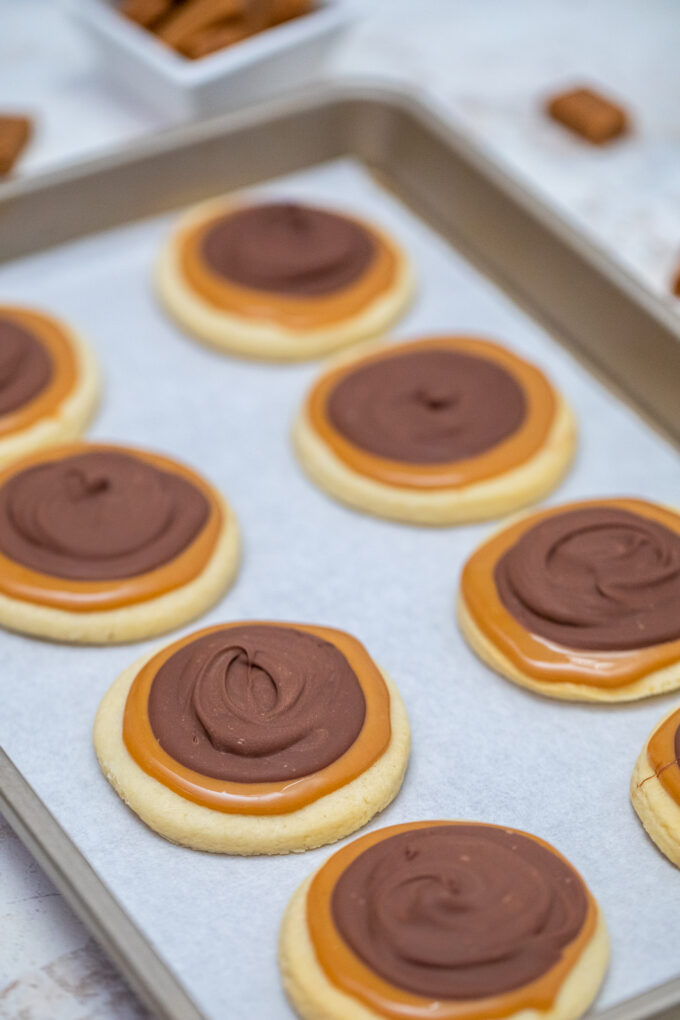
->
[0,80,678,1020]
[2,76,679,343]
[1,77,677,446]
[0,748,202,1019]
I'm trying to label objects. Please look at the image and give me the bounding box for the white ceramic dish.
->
[69,0,352,119]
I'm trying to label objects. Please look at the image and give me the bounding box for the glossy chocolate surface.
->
[0,316,52,416]
[331,824,588,1000]
[148,624,366,782]
[0,450,209,580]
[201,203,376,296]
[327,347,526,463]
[495,505,680,651]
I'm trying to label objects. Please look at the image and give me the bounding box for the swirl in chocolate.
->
[0,316,53,416]
[327,347,526,463]
[147,625,366,782]
[495,506,680,651]
[331,824,588,1000]
[0,450,209,580]
[201,203,376,296]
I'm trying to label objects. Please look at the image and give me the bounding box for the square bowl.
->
[69,0,352,120]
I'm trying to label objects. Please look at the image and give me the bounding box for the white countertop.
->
[1,1,678,1016]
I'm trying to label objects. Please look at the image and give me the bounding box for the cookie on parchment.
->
[294,335,576,524]
[632,703,680,868]
[0,306,98,466]
[459,498,680,701]
[0,442,239,643]
[279,820,608,1020]
[156,199,415,360]
[94,621,410,854]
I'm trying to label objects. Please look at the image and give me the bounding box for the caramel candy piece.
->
[120,0,175,27]
[546,87,628,144]
[157,0,249,47]
[671,266,680,298]
[179,2,313,57]
[269,0,313,25]
[179,20,254,58]
[125,0,316,59]
[0,116,32,176]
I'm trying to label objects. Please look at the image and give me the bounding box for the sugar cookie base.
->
[294,385,576,526]
[0,324,99,467]
[279,874,609,1020]
[0,498,240,644]
[94,655,410,854]
[458,593,680,703]
[155,199,416,361]
[631,710,680,868]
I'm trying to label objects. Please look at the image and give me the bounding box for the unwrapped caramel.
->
[672,265,680,299]
[121,0,314,59]
[546,86,628,144]
[0,116,32,176]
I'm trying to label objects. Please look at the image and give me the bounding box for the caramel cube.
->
[0,116,32,176]
[120,0,175,28]
[546,87,628,144]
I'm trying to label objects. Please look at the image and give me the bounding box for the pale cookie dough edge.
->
[155,202,416,361]
[631,714,680,869]
[0,496,240,644]
[457,591,680,703]
[293,392,577,525]
[93,653,410,855]
[0,323,100,467]
[278,872,609,1020]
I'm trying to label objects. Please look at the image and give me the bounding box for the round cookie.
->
[94,622,410,854]
[0,306,98,466]
[459,498,680,702]
[293,336,576,525]
[279,820,608,1020]
[631,703,680,868]
[156,198,414,360]
[0,441,239,643]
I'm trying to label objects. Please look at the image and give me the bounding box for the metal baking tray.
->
[0,82,678,1020]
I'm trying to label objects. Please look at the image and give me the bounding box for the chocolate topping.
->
[0,450,209,580]
[0,317,53,416]
[495,506,680,651]
[147,624,366,782]
[327,348,527,463]
[331,824,588,1000]
[201,203,376,296]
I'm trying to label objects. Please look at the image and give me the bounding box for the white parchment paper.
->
[0,159,678,1019]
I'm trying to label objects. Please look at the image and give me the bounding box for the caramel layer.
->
[179,211,399,330]
[0,442,222,611]
[462,498,680,688]
[646,707,680,805]
[307,821,598,1020]
[306,337,557,490]
[0,307,78,438]
[123,622,392,814]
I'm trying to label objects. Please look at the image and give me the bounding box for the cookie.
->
[94,622,410,853]
[631,703,680,868]
[459,498,680,701]
[156,199,414,360]
[294,336,576,524]
[0,442,239,643]
[279,821,608,1020]
[0,306,98,466]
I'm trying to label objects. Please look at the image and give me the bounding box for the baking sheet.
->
[0,157,678,1019]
